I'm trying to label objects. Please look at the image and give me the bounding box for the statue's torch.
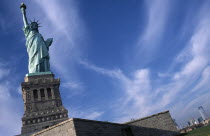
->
[20,3,27,10]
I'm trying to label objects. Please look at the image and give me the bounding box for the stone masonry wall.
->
[32,111,179,136]
[21,74,68,135]
[32,118,130,136]
[125,111,179,136]
[32,119,76,136]
[73,118,127,136]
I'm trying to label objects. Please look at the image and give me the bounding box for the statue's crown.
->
[29,18,41,27]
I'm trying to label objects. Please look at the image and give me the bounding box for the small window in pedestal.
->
[47,88,52,99]
[40,89,45,100]
[33,89,38,101]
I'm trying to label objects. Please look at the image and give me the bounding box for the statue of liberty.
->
[20,3,53,74]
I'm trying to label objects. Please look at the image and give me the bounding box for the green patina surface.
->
[26,71,53,77]
[21,3,53,74]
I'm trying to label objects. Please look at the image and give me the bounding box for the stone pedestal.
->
[20,73,68,135]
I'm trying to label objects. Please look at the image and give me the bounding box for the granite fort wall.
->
[73,118,128,136]
[32,118,128,136]
[72,118,178,136]
[125,111,179,136]
[32,119,77,136]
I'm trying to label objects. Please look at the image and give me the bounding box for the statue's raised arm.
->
[20,3,29,28]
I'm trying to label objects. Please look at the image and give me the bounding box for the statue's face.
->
[30,22,38,31]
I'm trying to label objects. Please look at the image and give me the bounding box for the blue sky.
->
[1,0,210,135]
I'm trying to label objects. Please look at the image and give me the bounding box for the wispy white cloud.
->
[135,0,171,64]
[0,67,9,80]
[62,81,84,90]
[155,3,210,125]
[0,83,22,134]
[173,17,210,80]
[190,66,210,93]
[157,72,170,78]
[0,64,22,136]
[69,106,104,120]
[79,60,157,122]
[140,0,169,45]
[79,60,127,81]
[84,111,104,120]
[61,81,84,97]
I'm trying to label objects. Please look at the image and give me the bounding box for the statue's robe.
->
[23,26,51,73]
